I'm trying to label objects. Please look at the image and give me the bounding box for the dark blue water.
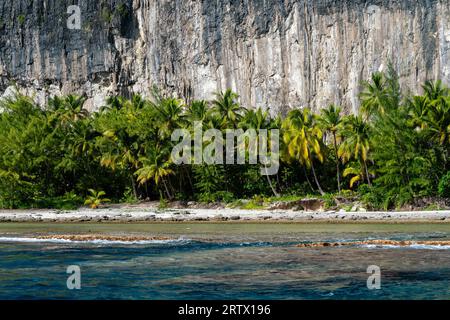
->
[0,224,449,300]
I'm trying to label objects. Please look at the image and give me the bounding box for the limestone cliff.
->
[1,0,449,113]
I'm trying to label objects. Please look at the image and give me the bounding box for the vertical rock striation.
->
[0,0,449,114]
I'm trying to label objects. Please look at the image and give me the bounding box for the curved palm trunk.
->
[264,169,280,197]
[167,177,175,199]
[310,161,325,196]
[302,166,315,193]
[333,133,341,194]
[161,177,172,199]
[184,166,194,192]
[363,160,372,187]
[130,176,138,200]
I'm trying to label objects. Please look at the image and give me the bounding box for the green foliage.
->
[242,165,272,196]
[121,187,138,204]
[43,192,83,210]
[158,197,169,209]
[240,201,265,210]
[264,194,303,203]
[282,108,325,195]
[318,105,343,193]
[197,191,235,204]
[193,165,226,195]
[84,189,110,209]
[438,172,450,199]
[101,8,113,23]
[115,4,128,17]
[18,15,26,26]
[322,193,337,209]
[365,71,442,209]
[358,184,385,210]
[1,72,450,210]
[339,116,372,187]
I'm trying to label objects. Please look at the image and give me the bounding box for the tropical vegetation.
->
[1,68,450,210]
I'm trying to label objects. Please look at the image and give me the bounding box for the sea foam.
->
[0,236,190,245]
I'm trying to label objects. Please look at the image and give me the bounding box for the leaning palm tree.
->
[338,115,372,187]
[282,108,325,195]
[239,107,280,197]
[318,104,343,193]
[342,162,375,189]
[211,89,244,128]
[135,146,174,199]
[97,115,140,200]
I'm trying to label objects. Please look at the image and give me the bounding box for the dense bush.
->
[438,172,450,199]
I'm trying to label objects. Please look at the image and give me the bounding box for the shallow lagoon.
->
[0,223,449,300]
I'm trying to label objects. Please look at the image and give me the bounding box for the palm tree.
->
[102,96,129,112]
[135,146,174,199]
[426,96,450,146]
[130,94,147,110]
[338,115,372,187]
[422,80,449,101]
[68,120,99,157]
[84,189,110,209]
[97,113,140,200]
[407,95,431,130]
[153,98,186,139]
[239,108,273,130]
[239,107,280,197]
[318,104,343,193]
[211,89,244,128]
[52,118,99,184]
[48,95,88,123]
[282,108,325,195]
[186,100,209,123]
[359,72,387,119]
[204,112,224,130]
[342,162,376,189]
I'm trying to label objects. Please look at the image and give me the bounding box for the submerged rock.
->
[296,240,450,248]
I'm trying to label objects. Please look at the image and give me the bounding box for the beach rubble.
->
[0,208,449,223]
[37,235,172,242]
[296,240,450,248]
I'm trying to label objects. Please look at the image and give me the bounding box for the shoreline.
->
[1,207,450,224]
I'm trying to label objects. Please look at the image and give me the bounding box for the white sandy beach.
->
[0,207,449,223]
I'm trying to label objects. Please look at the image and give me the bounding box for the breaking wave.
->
[362,244,450,250]
[0,236,190,245]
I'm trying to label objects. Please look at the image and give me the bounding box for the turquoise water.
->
[0,223,449,300]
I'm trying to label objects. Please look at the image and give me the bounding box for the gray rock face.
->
[1,0,449,113]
